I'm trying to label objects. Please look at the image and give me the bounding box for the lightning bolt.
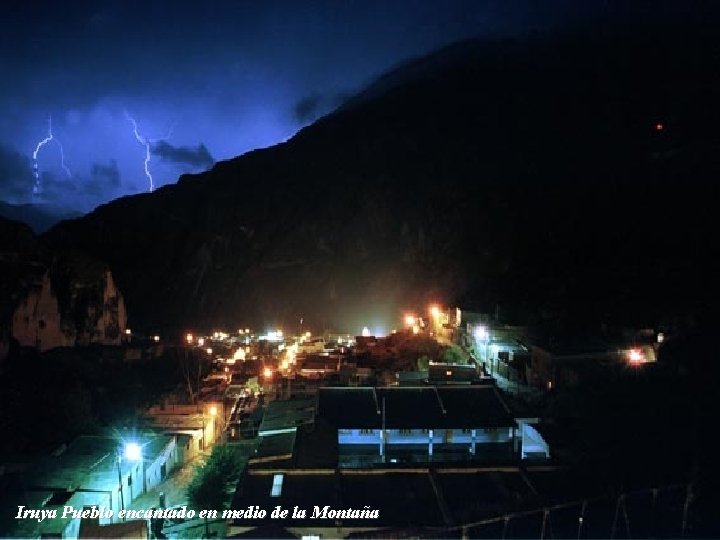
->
[124,111,175,192]
[124,110,152,192]
[32,115,71,195]
[55,138,71,178]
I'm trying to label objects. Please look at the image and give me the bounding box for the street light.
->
[428,305,443,337]
[124,442,142,461]
[474,326,490,372]
[117,442,143,519]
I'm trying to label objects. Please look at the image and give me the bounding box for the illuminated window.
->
[271,474,284,497]
[399,429,412,435]
[360,429,373,435]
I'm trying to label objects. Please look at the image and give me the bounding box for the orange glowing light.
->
[655,122,664,131]
[429,305,441,318]
[628,349,644,364]
[263,367,273,379]
[185,333,194,343]
[404,314,416,326]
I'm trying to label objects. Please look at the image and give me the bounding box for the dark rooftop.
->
[230,466,603,531]
[250,431,297,464]
[317,386,516,429]
[230,469,445,528]
[530,335,616,357]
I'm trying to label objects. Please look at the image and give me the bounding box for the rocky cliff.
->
[0,218,127,357]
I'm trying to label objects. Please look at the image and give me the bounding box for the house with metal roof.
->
[317,386,519,466]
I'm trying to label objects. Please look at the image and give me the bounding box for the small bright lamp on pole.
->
[117,441,143,519]
[124,442,142,461]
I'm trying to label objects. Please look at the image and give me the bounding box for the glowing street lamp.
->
[124,442,142,461]
[263,367,273,379]
[404,314,416,327]
[474,326,488,341]
[429,305,441,318]
[473,325,491,370]
[628,348,644,365]
[117,441,143,518]
[362,327,370,337]
[185,333,194,344]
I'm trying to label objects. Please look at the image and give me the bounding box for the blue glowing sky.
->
[0,0,702,214]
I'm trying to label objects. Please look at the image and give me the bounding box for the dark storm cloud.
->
[86,159,121,195]
[37,171,78,202]
[151,141,214,169]
[293,93,352,123]
[27,160,125,212]
[0,145,34,202]
[294,95,323,123]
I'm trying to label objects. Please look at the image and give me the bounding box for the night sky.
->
[0,0,711,213]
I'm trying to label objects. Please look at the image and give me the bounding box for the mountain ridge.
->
[44,27,719,334]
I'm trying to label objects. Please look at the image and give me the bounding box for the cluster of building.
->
[0,305,672,538]
[223,380,551,537]
[456,310,664,392]
[211,308,671,537]
[0,400,223,538]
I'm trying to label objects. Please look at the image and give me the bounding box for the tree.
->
[441,345,466,364]
[246,377,261,396]
[187,468,225,538]
[186,445,246,537]
[416,355,431,371]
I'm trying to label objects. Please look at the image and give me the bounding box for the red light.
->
[655,122,664,132]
